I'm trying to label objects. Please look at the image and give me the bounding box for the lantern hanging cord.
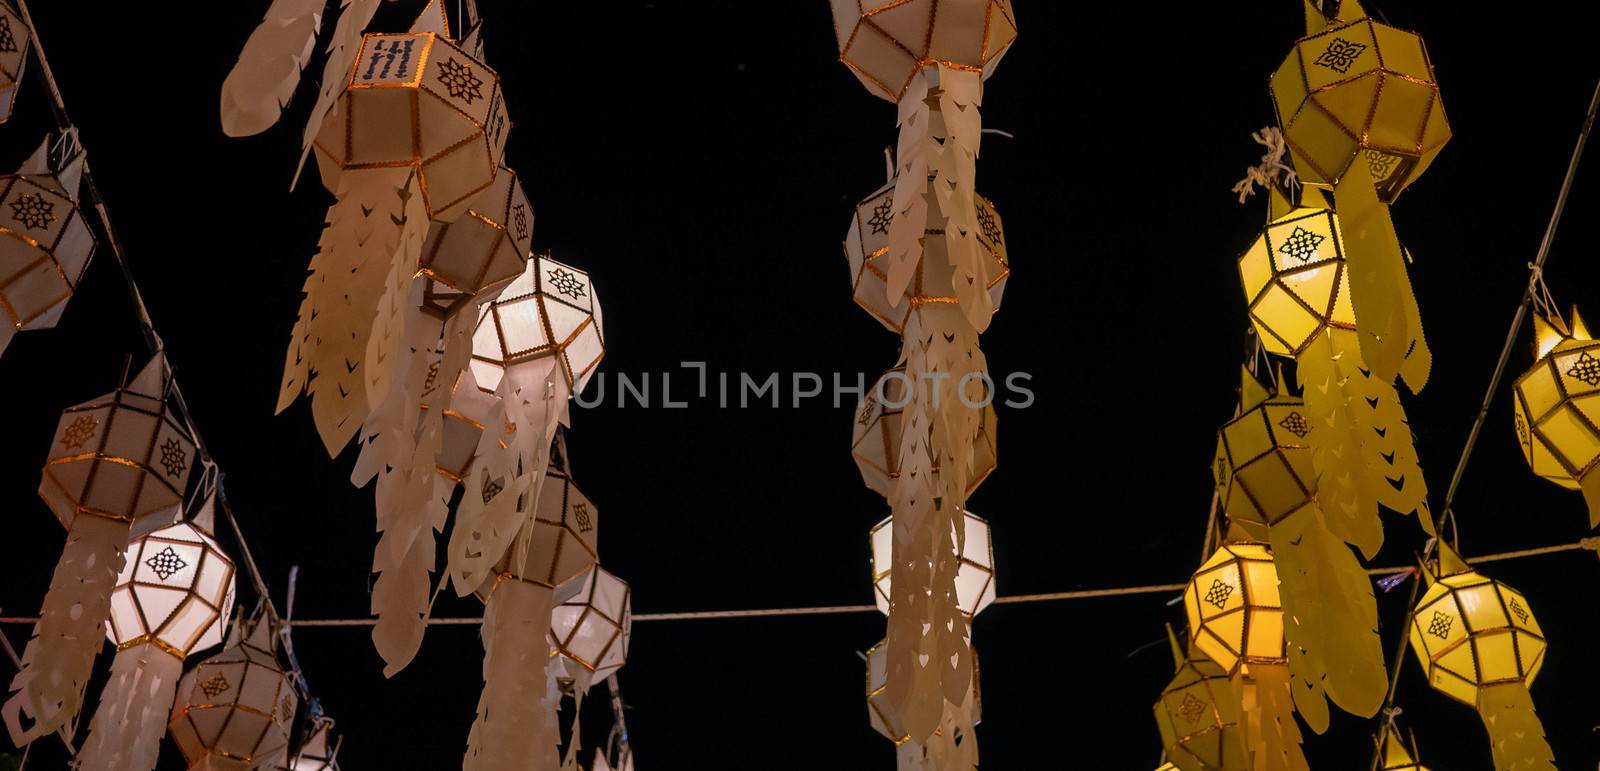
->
[1366,70,1600,771]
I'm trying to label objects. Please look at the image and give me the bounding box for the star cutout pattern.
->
[160,437,187,478]
[9,192,56,230]
[975,203,1002,246]
[573,503,593,533]
[1279,412,1310,438]
[1509,598,1529,625]
[1277,226,1325,263]
[60,414,98,450]
[437,58,484,104]
[0,17,18,54]
[512,203,530,241]
[1565,351,1600,387]
[145,546,188,580]
[547,267,587,300]
[1313,37,1368,73]
[199,673,231,699]
[867,198,893,236]
[1427,610,1453,640]
[1203,578,1234,610]
[1177,693,1207,724]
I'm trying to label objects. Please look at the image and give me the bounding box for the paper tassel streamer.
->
[1212,367,1384,728]
[549,566,631,691]
[1513,306,1600,527]
[219,0,325,137]
[853,368,996,498]
[870,510,994,617]
[2,135,95,357]
[1408,546,1554,771]
[1183,541,1308,771]
[0,0,28,122]
[1153,627,1249,771]
[866,640,981,771]
[170,612,299,770]
[273,715,340,770]
[295,0,381,184]
[79,504,236,771]
[1375,722,1431,771]
[4,353,194,744]
[464,579,560,771]
[1271,0,1449,203]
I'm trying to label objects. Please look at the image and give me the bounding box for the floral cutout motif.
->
[1279,411,1310,438]
[8,193,56,231]
[1313,37,1368,74]
[60,414,98,450]
[160,437,188,477]
[1565,351,1600,387]
[1203,578,1234,610]
[573,503,593,533]
[1427,610,1453,640]
[867,198,893,236]
[437,58,484,104]
[547,267,587,300]
[1177,692,1207,724]
[1277,227,1325,263]
[975,203,1002,246]
[145,546,188,580]
[199,673,231,698]
[1364,149,1401,180]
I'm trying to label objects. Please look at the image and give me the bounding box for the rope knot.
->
[1232,127,1300,203]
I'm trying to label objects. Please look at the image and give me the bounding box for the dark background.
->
[3,1,1598,769]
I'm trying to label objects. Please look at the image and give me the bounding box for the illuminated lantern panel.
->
[549,566,630,681]
[107,521,236,658]
[1512,310,1600,499]
[1270,14,1449,201]
[1,143,95,348]
[1407,567,1546,707]
[1213,378,1316,538]
[852,368,997,497]
[844,180,1010,334]
[313,29,510,219]
[1153,638,1248,771]
[0,1,27,121]
[1183,543,1284,675]
[1236,198,1353,357]
[170,615,299,769]
[470,255,606,394]
[828,0,1018,102]
[418,166,533,318]
[870,509,995,617]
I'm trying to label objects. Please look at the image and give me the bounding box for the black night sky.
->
[3,2,1599,769]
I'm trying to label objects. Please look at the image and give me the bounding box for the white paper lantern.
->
[470,254,606,395]
[170,613,299,770]
[1,137,95,357]
[550,566,631,682]
[828,0,1017,103]
[419,166,532,319]
[107,518,237,657]
[870,509,995,617]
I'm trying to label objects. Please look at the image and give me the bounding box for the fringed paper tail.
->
[464,580,560,771]
[1236,665,1309,771]
[1478,682,1556,771]
[219,0,325,137]
[1297,329,1383,556]
[1333,159,1429,388]
[3,515,128,744]
[76,645,183,771]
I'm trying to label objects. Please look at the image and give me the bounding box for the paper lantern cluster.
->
[1,136,95,358]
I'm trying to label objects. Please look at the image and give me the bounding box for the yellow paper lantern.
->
[170,612,300,770]
[312,20,509,219]
[1184,542,1284,675]
[0,1,27,123]
[549,565,631,683]
[1236,188,1354,358]
[419,165,533,319]
[828,0,1017,102]
[1212,368,1315,537]
[870,509,995,617]
[1512,307,1600,526]
[844,180,1009,334]
[1153,629,1249,771]
[1,137,95,357]
[852,367,997,497]
[1270,1,1449,201]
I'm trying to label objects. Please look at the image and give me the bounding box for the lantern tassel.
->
[294,0,383,187]
[218,0,325,137]
[464,580,560,771]
[2,515,128,745]
[1478,682,1556,771]
[76,644,183,771]
[1332,156,1430,389]
[1236,665,1310,771]
[1270,504,1386,731]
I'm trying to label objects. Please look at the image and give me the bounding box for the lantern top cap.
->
[127,351,172,400]
[1423,542,1472,584]
[1378,723,1420,767]
[1533,305,1590,359]
[410,0,451,38]
[1304,0,1369,35]
[16,132,86,200]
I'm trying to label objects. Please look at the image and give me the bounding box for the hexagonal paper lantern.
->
[171,613,300,770]
[2,139,95,355]
[1512,307,1600,526]
[829,0,1017,102]
[1212,368,1315,538]
[1270,5,1449,201]
[1183,542,1284,675]
[549,565,630,681]
[107,519,236,658]
[1237,188,1354,357]
[40,353,196,537]
[1407,552,1546,708]
[852,368,997,497]
[1153,630,1249,771]
[470,254,606,395]
[312,25,510,219]
[869,509,995,617]
[477,452,598,599]
[0,2,28,122]
[418,166,532,318]
[844,180,1009,334]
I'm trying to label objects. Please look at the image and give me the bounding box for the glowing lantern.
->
[870,509,995,617]
[470,254,606,396]
[828,0,1017,102]
[1512,307,1600,527]
[170,612,300,770]
[1152,628,1248,771]
[0,1,27,122]
[844,180,1009,334]
[550,565,631,684]
[1236,188,1353,358]
[1375,723,1430,771]
[1,136,95,357]
[1269,0,1448,201]
[852,368,996,497]
[311,12,509,220]
[419,166,533,319]
[1407,546,1553,769]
